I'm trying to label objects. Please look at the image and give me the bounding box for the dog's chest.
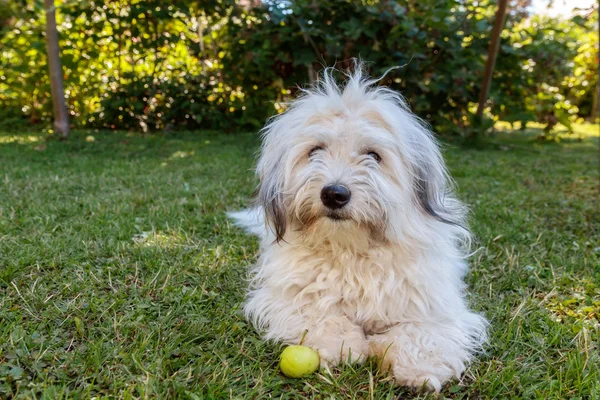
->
[308,247,411,330]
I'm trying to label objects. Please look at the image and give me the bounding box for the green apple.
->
[279,345,320,378]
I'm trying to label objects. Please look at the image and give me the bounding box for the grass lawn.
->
[1,125,599,399]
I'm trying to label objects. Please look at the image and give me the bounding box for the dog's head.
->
[256,65,466,247]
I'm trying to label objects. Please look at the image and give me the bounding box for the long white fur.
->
[229,64,487,392]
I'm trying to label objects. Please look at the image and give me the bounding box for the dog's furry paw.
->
[310,339,369,369]
[395,374,443,393]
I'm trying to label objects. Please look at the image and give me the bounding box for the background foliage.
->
[0,0,597,135]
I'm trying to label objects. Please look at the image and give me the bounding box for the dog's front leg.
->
[299,314,369,368]
[368,320,481,392]
[246,290,369,368]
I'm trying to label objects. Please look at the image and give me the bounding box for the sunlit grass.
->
[543,279,600,330]
[494,121,600,141]
[0,134,42,144]
[132,230,187,248]
[169,150,195,159]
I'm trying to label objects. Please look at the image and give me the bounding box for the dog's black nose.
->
[320,185,351,209]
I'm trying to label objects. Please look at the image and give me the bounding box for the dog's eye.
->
[367,151,382,163]
[309,146,324,157]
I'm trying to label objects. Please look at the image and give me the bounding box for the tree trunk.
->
[592,12,599,121]
[197,13,205,56]
[476,0,509,119]
[116,3,122,87]
[592,78,599,121]
[44,0,70,139]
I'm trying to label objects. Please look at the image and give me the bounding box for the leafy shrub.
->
[0,0,597,134]
[222,0,495,135]
[491,12,598,133]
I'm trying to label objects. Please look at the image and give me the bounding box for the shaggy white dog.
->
[229,65,487,392]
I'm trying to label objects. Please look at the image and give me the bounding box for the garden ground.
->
[0,124,598,399]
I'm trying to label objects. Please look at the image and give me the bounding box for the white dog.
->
[229,64,487,392]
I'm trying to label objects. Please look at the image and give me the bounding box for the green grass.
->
[0,124,599,399]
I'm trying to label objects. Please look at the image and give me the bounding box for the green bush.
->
[222,0,494,135]
[492,12,598,133]
[0,0,597,134]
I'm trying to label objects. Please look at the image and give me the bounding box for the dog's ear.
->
[407,126,459,226]
[256,151,287,242]
[413,164,454,225]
